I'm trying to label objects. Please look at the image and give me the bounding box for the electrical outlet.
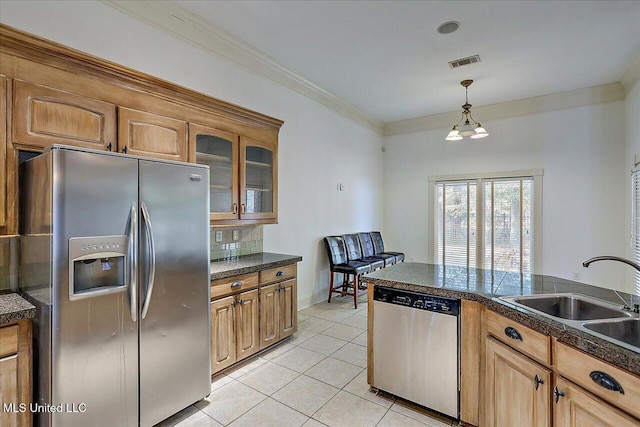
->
[233,230,239,241]
[215,230,223,243]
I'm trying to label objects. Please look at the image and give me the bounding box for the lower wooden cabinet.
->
[0,321,31,427]
[259,277,297,349]
[553,377,638,427]
[484,336,551,427]
[481,310,640,427]
[210,289,260,375]
[211,263,298,375]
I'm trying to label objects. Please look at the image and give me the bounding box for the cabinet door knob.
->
[232,203,238,214]
[553,387,565,403]
[123,145,128,154]
[534,374,544,391]
[107,142,112,151]
[241,203,246,215]
[231,281,242,289]
[590,371,625,394]
[276,271,285,277]
[231,300,236,307]
[238,299,243,305]
[504,326,523,341]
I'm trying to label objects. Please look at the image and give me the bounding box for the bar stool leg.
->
[353,275,358,309]
[328,270,334,303]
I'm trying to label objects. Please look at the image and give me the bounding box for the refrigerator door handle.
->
[129,203,138,322]
[140,201,156,319]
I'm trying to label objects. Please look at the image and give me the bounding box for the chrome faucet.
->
[582,256,640,313]
[582,255,640,271]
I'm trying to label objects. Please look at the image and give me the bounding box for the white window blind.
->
[633,167,640,294]
[434,174,537,273]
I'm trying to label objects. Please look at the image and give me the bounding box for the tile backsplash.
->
[210,226,263,261]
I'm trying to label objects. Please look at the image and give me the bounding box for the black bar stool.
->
[323,236,371,309]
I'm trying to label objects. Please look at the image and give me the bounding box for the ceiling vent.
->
[448,55,481,69]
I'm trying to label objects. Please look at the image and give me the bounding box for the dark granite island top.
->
[364,262,640,375]
[0,292,36,325]
[210,252,302,280]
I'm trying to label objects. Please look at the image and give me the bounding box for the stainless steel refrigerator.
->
[19,145,211,426]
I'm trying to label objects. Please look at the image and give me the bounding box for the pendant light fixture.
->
[445,79,489,141]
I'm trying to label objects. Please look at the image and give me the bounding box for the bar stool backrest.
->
[343,234,364,261]
[358,232,376,258]
[370,231,386,254]
[323,236,348,268]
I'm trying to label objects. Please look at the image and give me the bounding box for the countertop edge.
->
[364,277,640,376]
[0,293,36,325]
[210,253,302,280]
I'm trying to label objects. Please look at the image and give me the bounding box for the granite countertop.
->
[364,262,640,375]
[210,252,302,280]
[0,292,36,325]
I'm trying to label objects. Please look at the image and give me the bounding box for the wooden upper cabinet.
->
[12,80,116,151]
[190,123,240,221]
[0,75,6,228]
[118,108,187,162]
[192,124,279,225]
[240,136,278,222]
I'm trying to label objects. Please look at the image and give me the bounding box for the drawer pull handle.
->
[231,281,242,288]
[276,271,285,277]
[504,326,523,341]
[553,386,565,403]
[590,371,625,394]
[534,374,544,391]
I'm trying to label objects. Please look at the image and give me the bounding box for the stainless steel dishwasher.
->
[373,286,459,419]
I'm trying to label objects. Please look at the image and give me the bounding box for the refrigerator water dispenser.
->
[69,235,128,300]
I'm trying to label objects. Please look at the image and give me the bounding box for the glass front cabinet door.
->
[190,124,278,224]
[189,124,240,221]
[240,136,277,221]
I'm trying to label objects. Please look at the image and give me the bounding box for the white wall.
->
[383,102,629,293]
[0,0,385,307]
[625,73,640,294]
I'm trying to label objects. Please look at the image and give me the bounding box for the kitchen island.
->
[364,262,640,426]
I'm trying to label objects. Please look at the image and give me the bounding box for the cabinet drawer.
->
[485,309,551,366]
[555,341,640,419]
[259,264,296,285]
[211,272,259,299]
[0,325,18,358]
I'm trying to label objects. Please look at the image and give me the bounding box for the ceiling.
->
[175,1,639,124]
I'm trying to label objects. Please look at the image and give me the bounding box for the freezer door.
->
[50,148,139,427]
[138,160,211,426]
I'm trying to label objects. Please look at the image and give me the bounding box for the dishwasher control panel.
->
[373,286,459,316]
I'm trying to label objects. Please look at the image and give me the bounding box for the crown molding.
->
[383,82,625,136]
[103,0,384,135]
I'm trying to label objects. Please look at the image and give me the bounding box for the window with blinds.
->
[633,167,640,294]
[434,175,535,273]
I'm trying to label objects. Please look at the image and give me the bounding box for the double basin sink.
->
[500,293,639,353]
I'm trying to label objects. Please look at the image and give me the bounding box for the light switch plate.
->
[233,230,240,241]
[215,230,223,243]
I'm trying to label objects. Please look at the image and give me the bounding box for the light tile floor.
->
[156,294,459,427]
